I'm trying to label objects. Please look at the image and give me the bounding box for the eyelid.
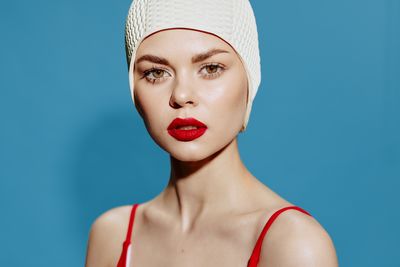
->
[198,62,226,77]
[144,66,171,74]
[141,66,172,79]
[141,62,225,84]
[199,62,225,69]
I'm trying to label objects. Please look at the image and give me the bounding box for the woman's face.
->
[133,29,248,162]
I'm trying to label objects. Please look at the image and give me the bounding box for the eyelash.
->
[141,63,226,84]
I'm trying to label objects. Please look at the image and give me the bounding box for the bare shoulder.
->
[85,205,133,267]
[258,207,338,267]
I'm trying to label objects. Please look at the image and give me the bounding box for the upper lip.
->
[167,117,207,130]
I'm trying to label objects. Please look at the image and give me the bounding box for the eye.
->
[199,63,225,79]
[142,67,171,84]
[205,65,219,73]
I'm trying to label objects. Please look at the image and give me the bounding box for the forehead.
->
[135,28,236,57]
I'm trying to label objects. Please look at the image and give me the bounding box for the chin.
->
[167,143,212,162]
[167,136,237,163]
[149,126,240,162]
[171,153,207,162]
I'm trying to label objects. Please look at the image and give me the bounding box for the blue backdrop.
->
[1,0,399,266]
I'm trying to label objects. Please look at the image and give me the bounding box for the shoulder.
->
[258,207,338,267]
[85,205,133,267]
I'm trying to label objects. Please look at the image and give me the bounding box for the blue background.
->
[1,0,399,266]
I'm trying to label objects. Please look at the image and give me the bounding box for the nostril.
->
[169,98,194,108]
[169,99,181,108]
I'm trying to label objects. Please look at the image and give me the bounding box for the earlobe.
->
[239,123,246,133]
[239,83,250,133]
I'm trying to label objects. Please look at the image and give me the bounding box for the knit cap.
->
[125,0,261,131]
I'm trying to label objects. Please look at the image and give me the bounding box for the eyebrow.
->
[135,48,230,66]
[192,48,230,63]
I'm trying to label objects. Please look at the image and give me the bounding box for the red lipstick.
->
[167,117,207,141]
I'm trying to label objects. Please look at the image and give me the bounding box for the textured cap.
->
[125,0,261,131]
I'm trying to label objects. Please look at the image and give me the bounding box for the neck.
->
[161,138,254,233]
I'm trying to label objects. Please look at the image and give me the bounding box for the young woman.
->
[85,1,338,266]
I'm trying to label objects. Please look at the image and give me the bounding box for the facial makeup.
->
[167,117,207,142]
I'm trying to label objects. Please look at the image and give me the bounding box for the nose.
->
[169,73,197,108]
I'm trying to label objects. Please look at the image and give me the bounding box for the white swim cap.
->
[125,0,261,131]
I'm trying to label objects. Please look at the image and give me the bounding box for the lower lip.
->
[168,127,207,141]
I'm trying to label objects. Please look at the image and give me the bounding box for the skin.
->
[85,29,339,267]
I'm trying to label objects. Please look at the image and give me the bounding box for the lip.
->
[167,117,208,142]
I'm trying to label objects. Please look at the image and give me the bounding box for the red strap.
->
[124,203,140,243]
[117,203,140,267]
[247,206,312,267]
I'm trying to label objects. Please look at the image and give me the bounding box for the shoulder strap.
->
[117,203,140,267]
[247,206,312,267]
[124,203,140,243]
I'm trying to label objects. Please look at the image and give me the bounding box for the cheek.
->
[134,84,168,129]
[229,68,248,114]
[202,70,248,119]
[233,76,248,108]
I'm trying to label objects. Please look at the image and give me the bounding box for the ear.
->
[239,83,250,133]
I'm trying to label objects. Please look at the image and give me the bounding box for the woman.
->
[85,0,338,266]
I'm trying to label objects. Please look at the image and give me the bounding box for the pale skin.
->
[85,29,339,267]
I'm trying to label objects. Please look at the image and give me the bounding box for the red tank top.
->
[117,203,312,267]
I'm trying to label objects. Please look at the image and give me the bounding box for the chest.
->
[127,223,257,267]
